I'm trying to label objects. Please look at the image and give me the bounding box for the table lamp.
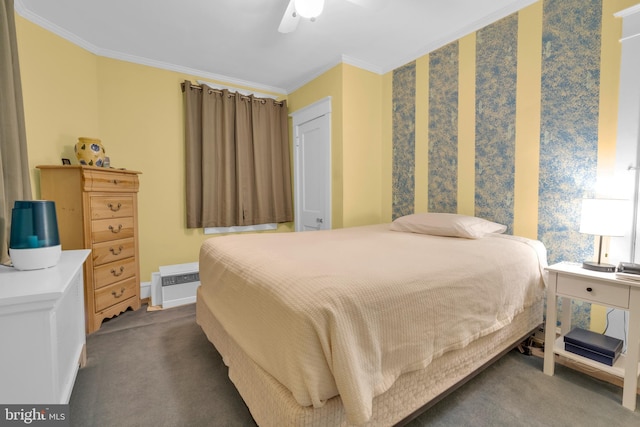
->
[9,200,61,270]
[579,198,628,272]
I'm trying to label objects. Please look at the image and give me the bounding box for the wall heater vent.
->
[151,262,200,309]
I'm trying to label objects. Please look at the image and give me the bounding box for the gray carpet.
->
[69,304,640,426]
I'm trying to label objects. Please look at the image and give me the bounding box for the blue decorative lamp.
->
[9,201,62,270]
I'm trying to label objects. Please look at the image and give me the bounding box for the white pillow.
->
[390,213,507,239]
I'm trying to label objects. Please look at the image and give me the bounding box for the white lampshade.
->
[295,0,325,18]
[579,198,628,237]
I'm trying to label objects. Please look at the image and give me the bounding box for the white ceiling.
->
[15,0,537,94]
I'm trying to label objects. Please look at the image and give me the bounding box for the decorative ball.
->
[75,137,106,167]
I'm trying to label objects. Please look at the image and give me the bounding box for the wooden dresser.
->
[38,165,142,333]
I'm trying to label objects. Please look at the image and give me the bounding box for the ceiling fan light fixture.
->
[294,0,325,19]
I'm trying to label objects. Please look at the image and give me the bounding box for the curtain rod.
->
[181,82,285,106]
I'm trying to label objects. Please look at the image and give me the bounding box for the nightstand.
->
[543,262,640,411]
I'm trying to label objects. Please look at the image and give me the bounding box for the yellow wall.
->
[288,64,390,229]
[342,64,384,227]
[15,16,292,282]
[457,33,477,217]
[15,17,100,197]
[94,58,211,276]
[513,1,543,239]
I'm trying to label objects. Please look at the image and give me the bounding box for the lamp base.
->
[582,260,616,273]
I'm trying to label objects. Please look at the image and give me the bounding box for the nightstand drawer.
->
[556,275,630,308]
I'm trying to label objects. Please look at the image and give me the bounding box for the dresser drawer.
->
[94,277,138,312]
[92,217,135,243]
[83,169,139,192]
[92,238,135,266]
[90,195,134,220]
[556,274,630,308]
[94,257,137,289]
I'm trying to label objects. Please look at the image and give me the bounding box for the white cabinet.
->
[0,250,90,404]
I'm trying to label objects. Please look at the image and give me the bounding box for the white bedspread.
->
[198,224,547,425]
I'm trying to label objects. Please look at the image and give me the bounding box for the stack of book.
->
[563,327,623,366]
[616,262,640,281]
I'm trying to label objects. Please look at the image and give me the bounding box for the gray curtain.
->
[1,0,32,265]
[182,81,293,228]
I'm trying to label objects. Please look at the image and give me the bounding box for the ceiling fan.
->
[278,0,378,33]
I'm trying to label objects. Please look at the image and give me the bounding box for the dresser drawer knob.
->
[586,287,593,292]
[108,224,123,233]
[111,179,120,185]
[111,266,125,277]
[107,202,122,212]
[109,245,123,256]
[111,287,126,298]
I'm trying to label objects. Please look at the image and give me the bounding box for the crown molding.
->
[341,55,384,75]
[615,3,640,18]
[615,3,640,42]
[15,0,101,54]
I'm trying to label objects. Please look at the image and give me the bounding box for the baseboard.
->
[140,281,151,300]
[161,295,196,309]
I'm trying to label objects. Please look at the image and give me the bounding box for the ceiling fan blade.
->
[278,0,300,33]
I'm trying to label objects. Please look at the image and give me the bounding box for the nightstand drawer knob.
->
[586,287,593,292]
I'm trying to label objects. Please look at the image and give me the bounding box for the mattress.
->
[197,224,547,424]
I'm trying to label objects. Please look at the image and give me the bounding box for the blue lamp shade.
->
[9,200,62,270]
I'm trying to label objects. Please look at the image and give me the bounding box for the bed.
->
[196,213,548,426]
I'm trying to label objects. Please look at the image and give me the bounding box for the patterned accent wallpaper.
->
[539,0,601,266]
[539,0,602,328]
[475,15,518,234]
[392,62,416,219]
[428,42,459,215]
[391,0,604,329]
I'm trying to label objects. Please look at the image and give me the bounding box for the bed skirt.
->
[196,290,543,427]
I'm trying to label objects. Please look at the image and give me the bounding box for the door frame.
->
[290,97,332,232]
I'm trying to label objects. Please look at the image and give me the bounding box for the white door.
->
[292,97,331,232]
